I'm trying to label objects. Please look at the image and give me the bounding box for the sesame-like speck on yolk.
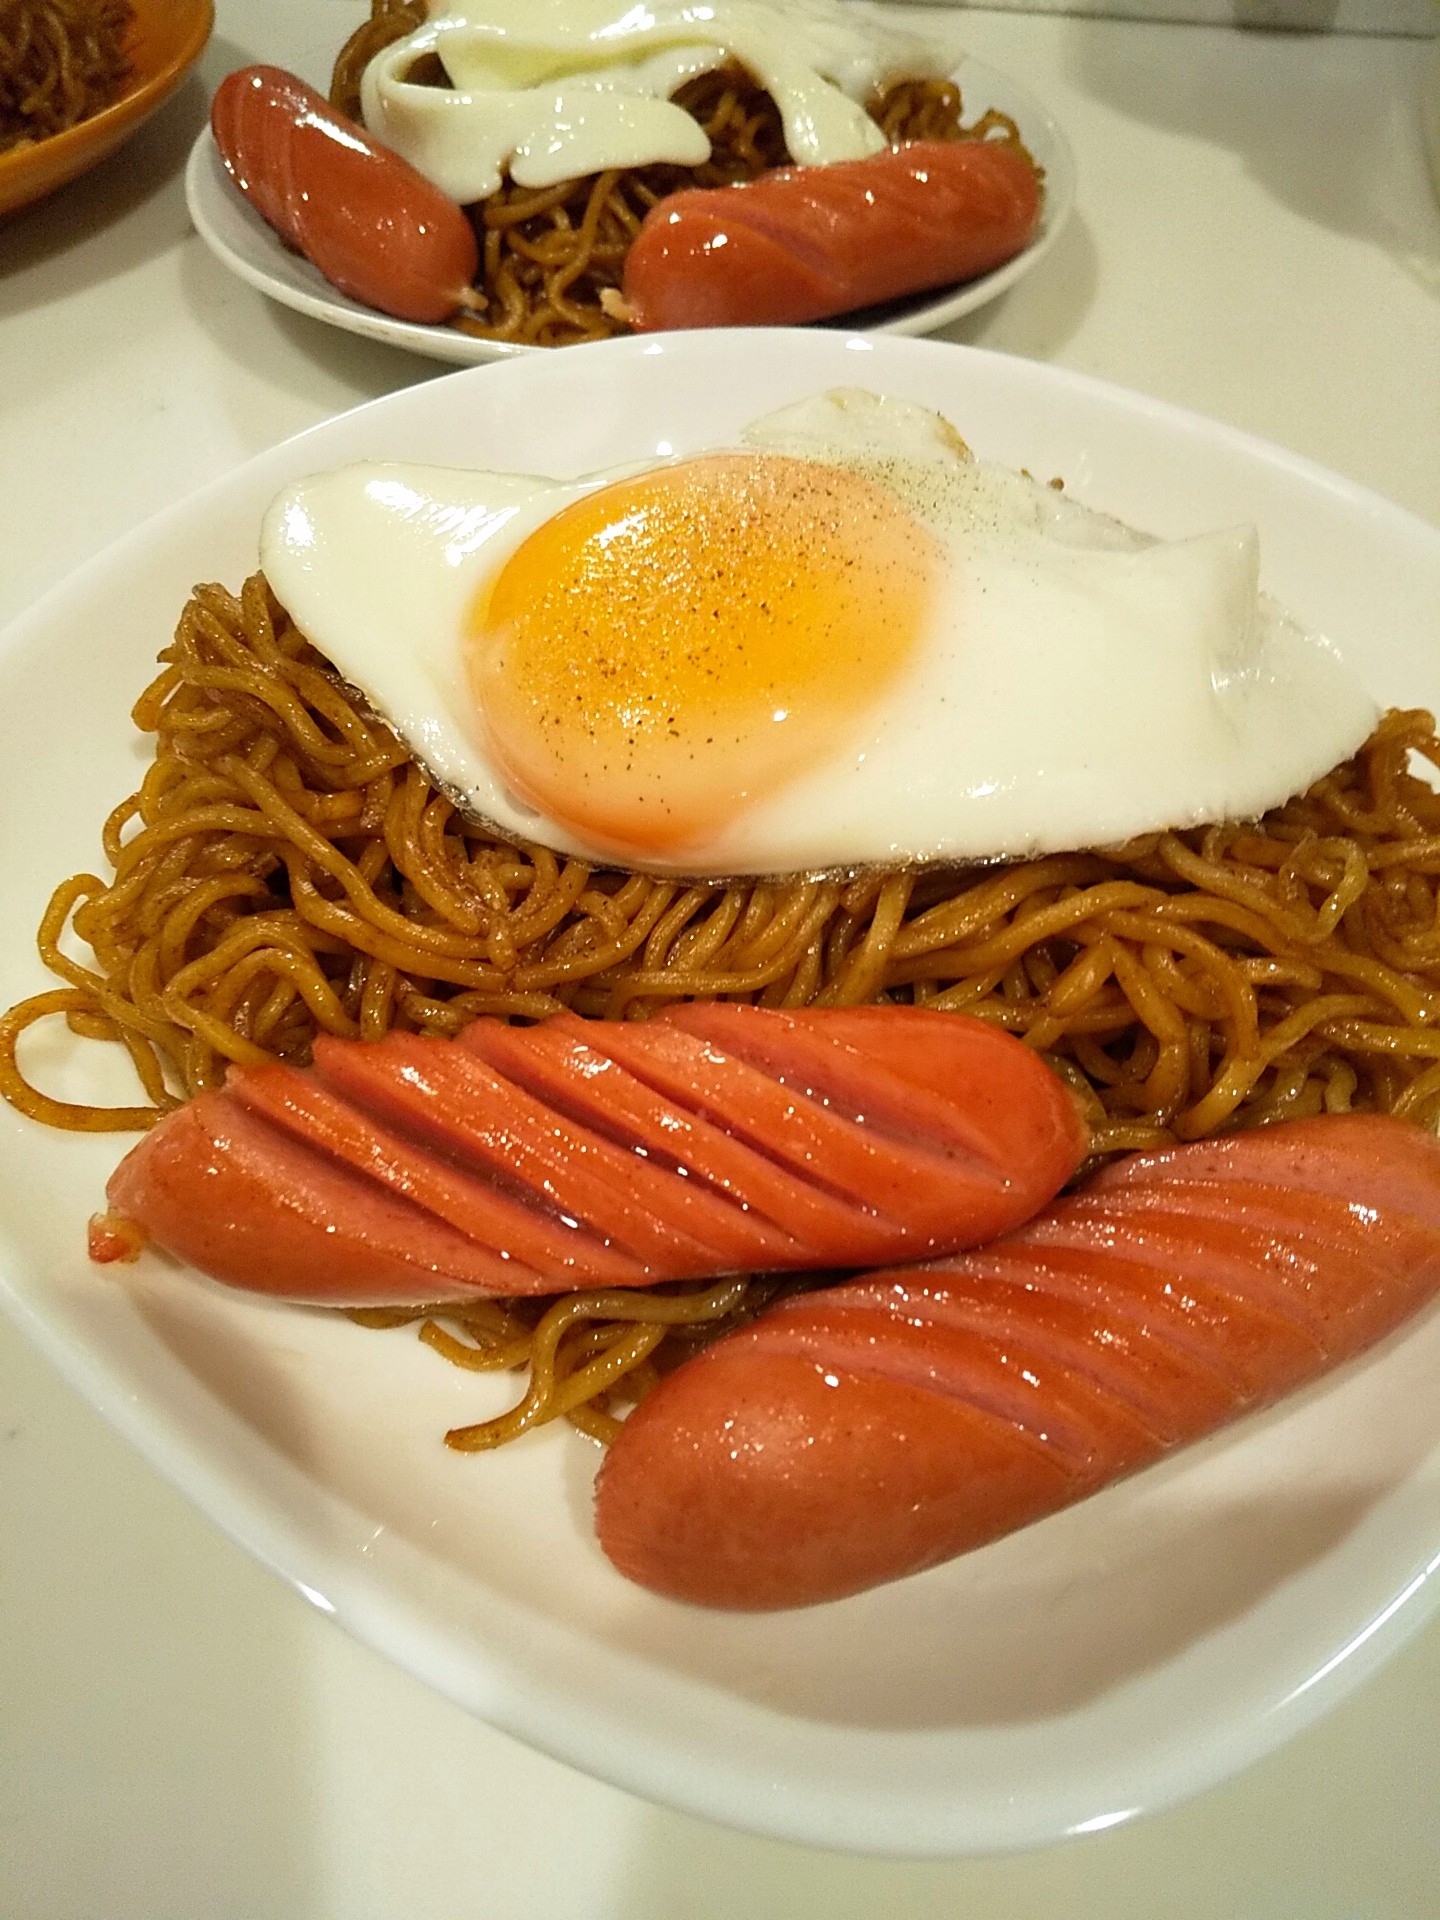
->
[466,452,942,860]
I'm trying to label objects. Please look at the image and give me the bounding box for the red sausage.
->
[96,1006,1085,1305]
[619,140,1042,332]
[209,65,479,325]
[594,1113,1440,1609]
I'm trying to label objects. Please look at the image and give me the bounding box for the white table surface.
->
[3,8,1439,1915]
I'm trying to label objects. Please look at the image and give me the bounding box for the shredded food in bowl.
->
[327,0,1038,346]
[6,573,1440,1447]
[0,0,134,155]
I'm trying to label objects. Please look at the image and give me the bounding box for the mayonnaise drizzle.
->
[359,0,965,204]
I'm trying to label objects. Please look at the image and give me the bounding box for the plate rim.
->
[3,331,1440,1857]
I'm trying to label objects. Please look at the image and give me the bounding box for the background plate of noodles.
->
[1,331,1439,1856]
[184,38,1075,363]
[0,0,212,219]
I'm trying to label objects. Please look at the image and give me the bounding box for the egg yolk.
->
[467,452,940,859]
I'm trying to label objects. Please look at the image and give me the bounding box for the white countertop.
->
[3,8,1439,1914]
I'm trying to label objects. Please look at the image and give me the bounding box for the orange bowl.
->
[0,0,214,218]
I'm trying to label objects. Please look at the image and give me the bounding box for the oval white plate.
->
[2,332,1439,1858]
[184,56,1075,365]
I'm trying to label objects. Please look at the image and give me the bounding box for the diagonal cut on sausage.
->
[593,1113,1440,1609]
[618,139,1043,332]
[96,1005,1087,1304]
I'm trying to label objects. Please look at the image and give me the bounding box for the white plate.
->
[184,56,1075,365]
[3,332,1440,1858]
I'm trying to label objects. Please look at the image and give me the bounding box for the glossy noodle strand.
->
[0,0,133,154]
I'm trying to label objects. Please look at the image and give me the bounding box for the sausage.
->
[209,65,479,325]
[97,1005,1086,1305]
[594,1113,1440,1609]
[617,140,1043,333]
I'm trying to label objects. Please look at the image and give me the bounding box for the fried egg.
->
[258,389,1378,877]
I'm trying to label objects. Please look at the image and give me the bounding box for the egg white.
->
[259,390,1378,879]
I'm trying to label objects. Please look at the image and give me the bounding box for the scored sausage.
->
[618,139,1043,332]
[96,1005,1086,1304]
[209,65,479,324]
[594,1113,1440,1609]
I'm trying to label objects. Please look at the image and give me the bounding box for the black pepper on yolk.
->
[466,453,942,860]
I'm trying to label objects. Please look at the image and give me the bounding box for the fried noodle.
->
[0,0,133,155]
[8,575,1440,1446]
[327,0,1038,346]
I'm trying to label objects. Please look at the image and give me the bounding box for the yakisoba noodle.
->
[328,1,1037,346]
[7,576,1440,1448]
[0,0,133,154]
